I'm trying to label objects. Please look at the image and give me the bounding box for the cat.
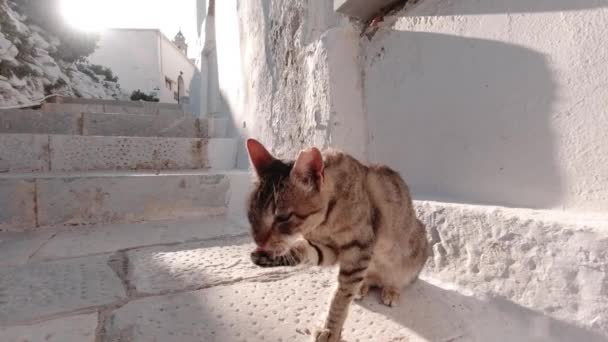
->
[245,139,429,342]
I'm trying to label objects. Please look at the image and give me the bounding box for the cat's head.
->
[246,139,326,255]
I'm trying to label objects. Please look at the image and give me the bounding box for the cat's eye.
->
[275,212,292,223]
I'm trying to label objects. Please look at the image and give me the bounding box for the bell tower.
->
[173,29,188,55]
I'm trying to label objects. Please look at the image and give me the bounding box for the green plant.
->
[76,63,98,81]
[0,60,38,79]
[130,90,159,102]
[89,64,118,82]
[43,77,67,95]
[12,63,38,78]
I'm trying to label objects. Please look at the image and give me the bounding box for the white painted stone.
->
[0,134,49,172]
[208,116,228,138]
[334,0,397,20]
[0,255,126,324]
[207,138,237,170]
[0,230,54,267]
[0,313,98,342]
[323,26,368,162]
[126,236,292,294]
[0,109,80,135]
[32,217,248,261]
[212,0,347,159]
[49,135,210,172]
[416,200,608,337]
[36,172,230,227]
[364,1,608,214]
[0,178,36,231]
[226,170,254,225]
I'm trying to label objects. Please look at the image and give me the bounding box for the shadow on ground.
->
[359,279,607,342]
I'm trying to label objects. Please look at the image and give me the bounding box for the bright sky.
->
[60,0,198,58]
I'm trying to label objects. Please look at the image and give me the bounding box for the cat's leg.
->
[314,240,373,342]
[251,239,337,267]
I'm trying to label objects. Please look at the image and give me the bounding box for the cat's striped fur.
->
[246,139,429,342]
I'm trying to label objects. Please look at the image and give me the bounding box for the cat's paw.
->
[380,287,401,307]
[313,328,340,342]
[250,250,278,267]
[354,282,370,301]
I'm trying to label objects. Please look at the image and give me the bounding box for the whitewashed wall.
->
[89,29,161,96]
[90,29,198,104]
[211,0,367,168]
[158,34,198,104]
[364,0,608,214]
[201,0,608,214]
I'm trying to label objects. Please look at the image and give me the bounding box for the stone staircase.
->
[1,98,607,341]
[0,98,250,231]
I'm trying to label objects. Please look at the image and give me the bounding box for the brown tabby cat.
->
[245,139,429,342]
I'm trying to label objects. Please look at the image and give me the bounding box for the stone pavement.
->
[2,214,607,342]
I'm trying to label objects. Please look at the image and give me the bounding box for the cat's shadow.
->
[356,279,607,342]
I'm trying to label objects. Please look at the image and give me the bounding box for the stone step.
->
[0,134,237,172]
[0,170,251,231]
[0,216,248,267]
[52,96,182,110]
[42,101,189,116]
[0,109,207,137]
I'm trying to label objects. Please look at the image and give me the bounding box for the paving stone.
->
[32,217,247,261]
[0,255,126,324]
[49,135,209,172]
[103,270,441,342]
[0,230,54,267]
[0,313,98,342]
[126,236,290,294]
[0,134,49,172]
[0,178,36,231]
[105,268,608,342]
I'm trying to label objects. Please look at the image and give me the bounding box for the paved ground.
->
[1,217,606,342]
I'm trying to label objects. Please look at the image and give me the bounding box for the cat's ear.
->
[291,147,324,190]
[246,139,275,175]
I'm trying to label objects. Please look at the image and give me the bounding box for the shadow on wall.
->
[365,31,561,209]
[189,70,202,117]
[406,0,608,15]
[359,280,607,342]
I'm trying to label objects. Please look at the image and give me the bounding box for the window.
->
[165,76,174,90]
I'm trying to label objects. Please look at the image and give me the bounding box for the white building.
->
[89,28,199,104]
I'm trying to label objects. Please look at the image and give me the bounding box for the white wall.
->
[211,0,366,168]
[158,34,198,103]
[89,29,161,96]
[203,0,608,215]
[364,0,608,214]
[90,29,198,104]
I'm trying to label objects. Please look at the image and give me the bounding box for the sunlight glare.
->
[60,0,151,32]
[60,0,107,31]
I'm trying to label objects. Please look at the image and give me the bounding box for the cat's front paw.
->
[313,328,340,342]
[250,250,278,267]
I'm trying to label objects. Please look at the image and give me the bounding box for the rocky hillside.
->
[0,0,126,106]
